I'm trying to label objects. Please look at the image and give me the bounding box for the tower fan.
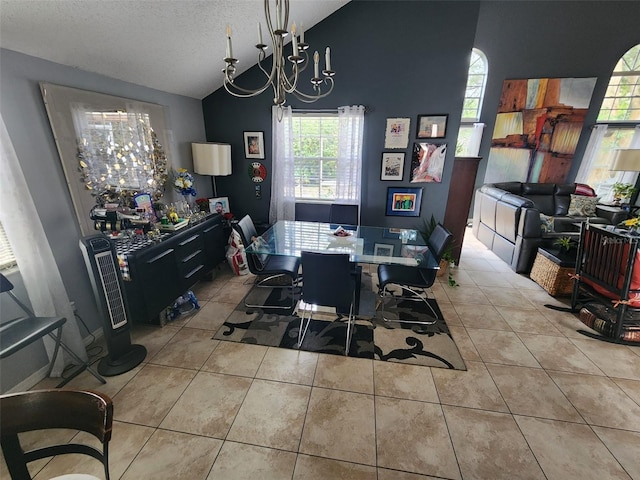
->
[80,234,146,375]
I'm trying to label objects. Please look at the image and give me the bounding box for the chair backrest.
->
[427,223,453,263]
[0,389,113,480]
[576,223,639,300]
[234,215,268,273]
[301,251,354,313]
[330,204,359,226]
[295,203,331,222]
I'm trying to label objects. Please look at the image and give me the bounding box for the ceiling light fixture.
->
[222,0,335,114]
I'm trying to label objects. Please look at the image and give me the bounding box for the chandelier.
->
[222,0,335,109]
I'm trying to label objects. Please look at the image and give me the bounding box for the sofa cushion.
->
[575,183,597,196]
[568,194,598,216]
[522,183,557,215]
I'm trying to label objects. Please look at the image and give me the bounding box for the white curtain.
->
[467,122,485,157]
[335,106,365,215]
[270,106,296,224]
[0,114,87,377]
[575,124,607,183]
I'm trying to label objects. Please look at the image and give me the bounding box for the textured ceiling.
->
[0,0,350,99]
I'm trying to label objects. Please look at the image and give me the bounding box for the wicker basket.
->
[530,252,575,296]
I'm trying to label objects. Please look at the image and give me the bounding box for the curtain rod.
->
[293,106,372,114]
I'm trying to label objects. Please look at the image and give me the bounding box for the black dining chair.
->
[233,214,301,310]
[1,389,113,480]
[329,203,359,226]
[298,251,357,355]
[377,223,453,325]
[0,273,106,388]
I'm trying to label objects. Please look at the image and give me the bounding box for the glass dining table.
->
[244,220,439,269]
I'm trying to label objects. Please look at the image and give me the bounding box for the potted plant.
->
[554,236,576,251]
[612,182,637,205]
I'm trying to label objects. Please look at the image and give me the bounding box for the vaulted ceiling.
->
[0,0,350,99]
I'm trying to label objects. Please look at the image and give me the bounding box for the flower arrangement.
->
[620,216,640,232]
[173,168,196,197]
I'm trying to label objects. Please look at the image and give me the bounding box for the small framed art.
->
[385,187,423,217]
[374,243,394,257]
[380,152,405,181]
[384,118,410,149]
[209,196,230,215]
[243,131,265,159]
[416,114,448,139]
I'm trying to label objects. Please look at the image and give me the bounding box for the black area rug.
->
[213,276,466,371]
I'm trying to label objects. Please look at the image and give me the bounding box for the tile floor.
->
[5,232,640,479]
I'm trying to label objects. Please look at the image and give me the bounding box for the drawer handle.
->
[146,249,174,264]
[179,235,200,246]
[184,264,204,279]
[182,250,202,263]
[203,225,219,233]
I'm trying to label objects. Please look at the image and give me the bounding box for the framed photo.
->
[209,196,230,215]
[385,187,423,217]
[384,118,410,149]
[416,114,448,139]
[243,131,265,159]
[380,152,405,181]
[374,243,394,257]
[410,142,447,183]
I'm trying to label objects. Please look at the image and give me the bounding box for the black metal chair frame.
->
[298,251,356,355]
[0,273,106,388]
[0,389,113,480]
[377,223,453,325]
[233,215,301,310]
[569,223,640,345]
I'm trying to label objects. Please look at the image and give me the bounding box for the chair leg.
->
[297,302,313,348]
[52,334,106,388]
[44,324,64,378]
[379,285,438,325]
[245,275,298,310]
[344,297,355,356]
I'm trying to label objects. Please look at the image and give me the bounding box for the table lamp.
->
[191,143,232,197]
[609,149,640,172]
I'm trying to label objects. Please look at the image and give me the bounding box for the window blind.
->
[0,221,17,270]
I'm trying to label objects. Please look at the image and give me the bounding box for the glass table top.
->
[245,220,439,268]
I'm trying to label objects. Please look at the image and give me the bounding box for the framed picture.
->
[384,118,410,149]
[380,152,405,181]
[374,243,394,257]
[385,187,423,217]
[416,114,448,139]
[243,131,265,159]
[209,196,230,215]
[410,142,447,183]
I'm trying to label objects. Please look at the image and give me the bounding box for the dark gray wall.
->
[0,49,207,392]
[475,0,640,189]
[202,0,640,227]
[203,1,481,228]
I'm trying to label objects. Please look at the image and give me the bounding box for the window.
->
[291,113,339,200]
[456,49,488,156]
[577,44,640,198]
[0,221,17,271]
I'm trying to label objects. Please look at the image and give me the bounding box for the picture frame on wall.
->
[384,118,411,149]
[416,114,448,139]
[380,152,405,180]
[385,187,423,217]
[243,131,265,159]
[410,142,447,183]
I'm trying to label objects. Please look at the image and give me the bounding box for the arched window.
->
[576,44,640,200]
[456,48,488,156]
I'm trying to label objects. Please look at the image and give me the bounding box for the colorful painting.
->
[484,77,597,184]
[385,187,423,217]
[410,142,446,183]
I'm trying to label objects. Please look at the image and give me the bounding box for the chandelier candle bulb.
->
[325,47,331,71]
[226,25,233,59]
[300,24,304,43]
[291,23,298,56]
[314,51,320,77]
[258,22,263,45]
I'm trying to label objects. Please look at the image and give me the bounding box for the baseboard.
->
[6,365,50,393]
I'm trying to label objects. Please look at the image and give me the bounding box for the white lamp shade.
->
[609,149,640,172]
[192,143,232,176]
